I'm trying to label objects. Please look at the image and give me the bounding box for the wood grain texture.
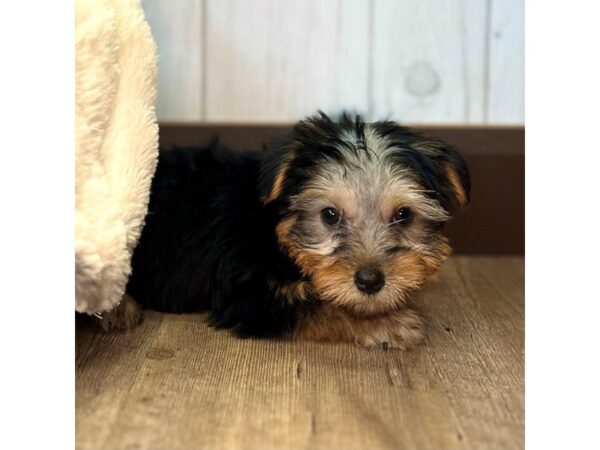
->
[141,0,203,121]
[370,0,487,123]
[487,0,525,123]
[204,0,369,122]
[76,256,524,449]
[142,0,523,124]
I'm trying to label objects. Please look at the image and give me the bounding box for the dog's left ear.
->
[438,145,470,211]
[408,136,471,214]
[424,139,471,213]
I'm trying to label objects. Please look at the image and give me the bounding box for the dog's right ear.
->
[259,140,296,205]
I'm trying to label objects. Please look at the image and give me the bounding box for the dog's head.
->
[260,112,470,316]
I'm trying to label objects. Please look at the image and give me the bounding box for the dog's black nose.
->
[354,267,385,294]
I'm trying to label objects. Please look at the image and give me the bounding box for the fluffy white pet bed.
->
[75,0,158,314]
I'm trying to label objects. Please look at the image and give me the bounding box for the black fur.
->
[127,142,302,337]
[127,112,470,338]
[372,120,471,213]
[260,112,470,214]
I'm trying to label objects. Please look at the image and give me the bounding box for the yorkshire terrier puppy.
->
[112,112,469,349]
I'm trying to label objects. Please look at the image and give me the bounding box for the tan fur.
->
[292,304,425,349]
[421,241,452,273]
[277,211,451,317]
[379,190,449,223]
[275,280,312,302]
[388,240,452,290]
[99,294,143,331]
[275,217,296,245]
[262,156,294,204]
[446,166,468,208]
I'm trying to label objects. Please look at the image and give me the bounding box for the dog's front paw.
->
[99,294,143,331]
[356,308,426,350]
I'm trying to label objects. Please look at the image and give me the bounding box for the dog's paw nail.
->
[382,341,389,351]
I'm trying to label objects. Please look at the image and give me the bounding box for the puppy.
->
[118,113,469,349]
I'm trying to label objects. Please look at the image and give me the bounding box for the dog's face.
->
[260,113,470,316]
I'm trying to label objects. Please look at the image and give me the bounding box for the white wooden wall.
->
[142,0,523,124]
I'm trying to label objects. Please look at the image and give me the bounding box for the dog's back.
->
[127,144,271,314]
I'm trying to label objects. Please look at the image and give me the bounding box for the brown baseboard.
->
[158,124,524,255]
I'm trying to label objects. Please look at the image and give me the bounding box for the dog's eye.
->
[321,207,341,226]
[392,207,412,225]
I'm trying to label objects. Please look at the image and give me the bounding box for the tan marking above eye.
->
[296,185,356,221]
[377,183,421,220]
[380,198,413,223]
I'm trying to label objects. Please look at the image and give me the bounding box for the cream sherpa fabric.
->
[75,0,158,313]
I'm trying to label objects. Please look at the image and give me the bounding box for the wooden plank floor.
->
[76,256,524,450]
